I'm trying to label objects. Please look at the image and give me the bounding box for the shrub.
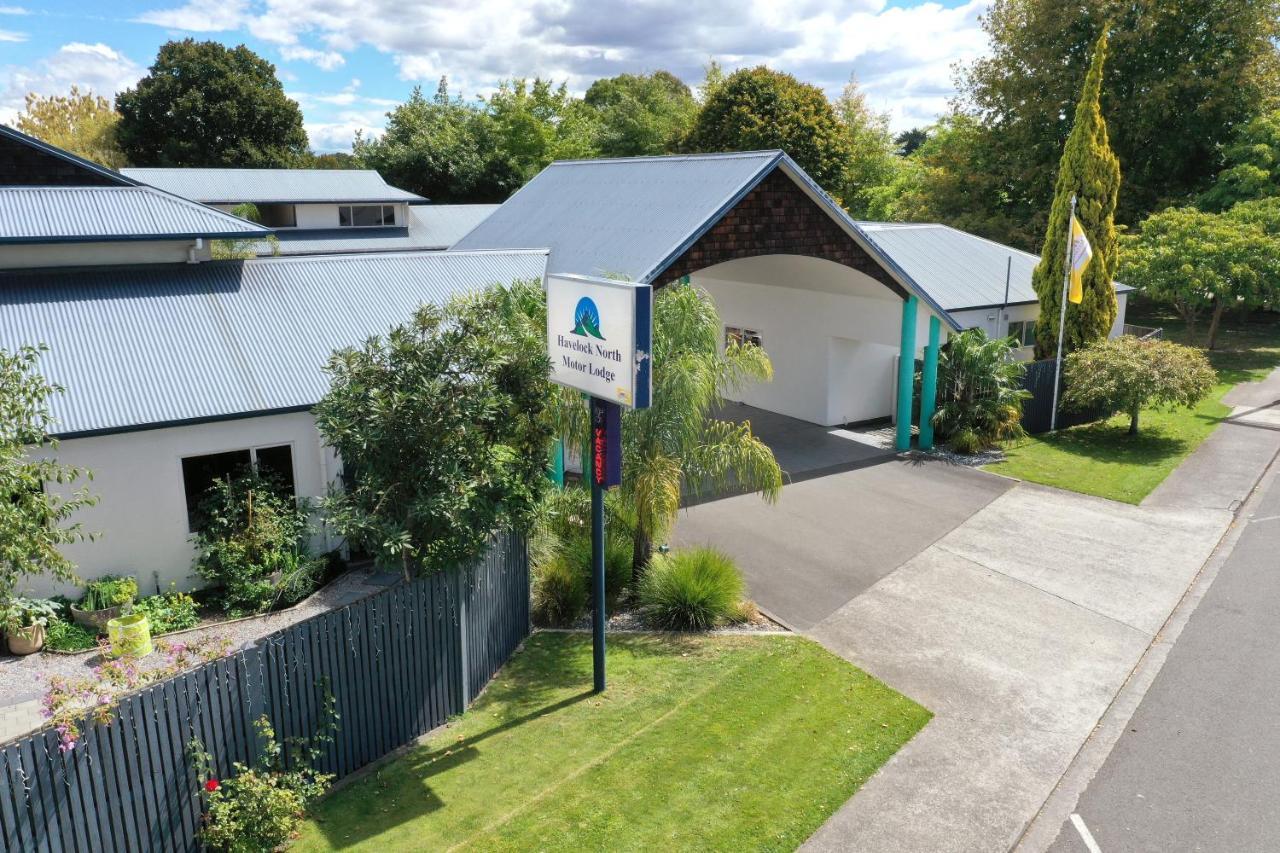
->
[637,547,745,631]
[1062,336,1216,435]
[531,554,587,627]
[192,714,334,852]
[193,471,320,616]
[562,533,633,613]
[1,596,59,631]
[45,619,97,652]
[78,575,137,611]
[132,588,199,635]
[932,328,1030,453]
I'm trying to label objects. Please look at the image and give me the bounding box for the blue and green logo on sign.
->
[572,297,605,340]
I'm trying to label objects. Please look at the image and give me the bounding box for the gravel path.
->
[0,568,398,710]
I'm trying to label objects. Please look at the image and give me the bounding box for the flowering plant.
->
[42,635,232,752]
[190,686,336,852]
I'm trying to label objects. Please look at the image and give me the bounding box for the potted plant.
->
[3,597,59,655]
[71,575,138,632]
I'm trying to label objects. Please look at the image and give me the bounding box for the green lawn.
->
[985,301,1280,504]
[297,632,930,852]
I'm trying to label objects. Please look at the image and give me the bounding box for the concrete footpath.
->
[802,367,1280,852]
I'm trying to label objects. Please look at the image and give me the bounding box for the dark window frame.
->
[180,443,296,531]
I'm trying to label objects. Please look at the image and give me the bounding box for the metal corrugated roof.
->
[454,151,781,280]
[122,168,427,204]
[0,249,548,436]
[453,150,961,329]
[857,222,1131,311]
[239,204,501,256]
[0,186,271,244]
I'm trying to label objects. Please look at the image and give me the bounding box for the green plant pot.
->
[107,613,152,658]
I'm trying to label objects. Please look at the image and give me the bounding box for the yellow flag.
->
[1068,215,1093,304]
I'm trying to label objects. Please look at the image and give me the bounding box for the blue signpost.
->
[546,274,652,692]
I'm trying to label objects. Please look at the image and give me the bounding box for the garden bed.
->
[0,566,398,720]
[296,631,930,852]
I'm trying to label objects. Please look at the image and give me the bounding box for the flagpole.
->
[1050,193,1077,432]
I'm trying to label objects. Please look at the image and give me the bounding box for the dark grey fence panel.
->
[0,533,529,853]
[1019,358,1108,434]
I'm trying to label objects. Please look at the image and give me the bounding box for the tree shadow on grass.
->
[311,632,705,849]
[1017,421,1191,466]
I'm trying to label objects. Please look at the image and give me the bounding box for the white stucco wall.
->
[1,240,210,270]
[691,255,938,427]
[29,412,338,599]
[214,203,410,230]
[950,289,1131,361]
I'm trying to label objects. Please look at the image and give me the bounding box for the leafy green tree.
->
[960,0,1280,229]
[684,66,852,190]
[1032,33,1121,359]
[314,281,553,579]
[931,329,1030,453]
[0,345,97,602]
[1119,203,1280,348]
[894,128,928,156]
[1062,337,1216,435]
[878,114,1034,245]
[833,75,902,218]
[16,86,125,168]
[355,80,518,202]
[116,39,308,167]
[484,78,599,184]
[583,71,697,157]
[1200,111,1280,211]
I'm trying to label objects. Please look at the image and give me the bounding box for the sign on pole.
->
[546,273,652,409]
[546,272,653,695]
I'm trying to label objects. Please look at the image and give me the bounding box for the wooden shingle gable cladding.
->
[656,169,908,299]
[0,133,122,187]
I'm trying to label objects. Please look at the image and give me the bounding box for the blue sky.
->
[0,0,990,152]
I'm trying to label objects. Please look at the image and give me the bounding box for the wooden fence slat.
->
[0,536,530,853]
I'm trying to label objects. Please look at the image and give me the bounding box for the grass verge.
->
[985,301,1280,504]
[296,632,929,852]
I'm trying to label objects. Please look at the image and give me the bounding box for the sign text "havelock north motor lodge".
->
[555,334,623,384]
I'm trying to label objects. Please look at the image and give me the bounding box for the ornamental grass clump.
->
[638,546,745,631]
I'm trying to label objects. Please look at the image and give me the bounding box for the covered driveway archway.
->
[454,148,960,450]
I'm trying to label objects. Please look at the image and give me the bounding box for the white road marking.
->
[1249,514,1280,524]
[1071,813,1103,853]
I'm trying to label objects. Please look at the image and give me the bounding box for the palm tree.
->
[932,329,1030,454]
[545,281,783,572]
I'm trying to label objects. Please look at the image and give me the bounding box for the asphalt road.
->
[1049,464,1280,853]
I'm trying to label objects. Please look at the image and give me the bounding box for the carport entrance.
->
[673,460,1013,631]
[715,402,889,480]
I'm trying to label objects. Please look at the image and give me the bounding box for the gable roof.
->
[122,168,427,205]
[0,250,547,436]
[0,186,272,245]
[0,124,135,187]
[453,150,960,329]
[857,222,1133,312]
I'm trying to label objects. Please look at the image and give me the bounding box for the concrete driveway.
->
[673,456,1013,630]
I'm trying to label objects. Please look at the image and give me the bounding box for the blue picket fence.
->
[0,533,529,853]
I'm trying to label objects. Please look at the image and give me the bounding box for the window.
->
[181,444,295,530]
[1006,320,1036,347]
[338,205,396,227]
[256,204,297,228]
[725,326,762,349]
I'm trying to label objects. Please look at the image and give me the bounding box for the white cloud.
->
[129,0,992,134]
[0,42,144,123]
[133,0,250,33]
[279,45,346,70]
[0,6,29,14]
[0,28,24,41]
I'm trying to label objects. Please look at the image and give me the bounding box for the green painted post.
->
[547,438,565,487]
[895,296,919,451]
[918,316,941,450]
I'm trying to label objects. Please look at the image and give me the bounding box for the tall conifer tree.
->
[1033,32,1121,358]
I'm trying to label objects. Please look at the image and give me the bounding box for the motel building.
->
[0,127,1128,596]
